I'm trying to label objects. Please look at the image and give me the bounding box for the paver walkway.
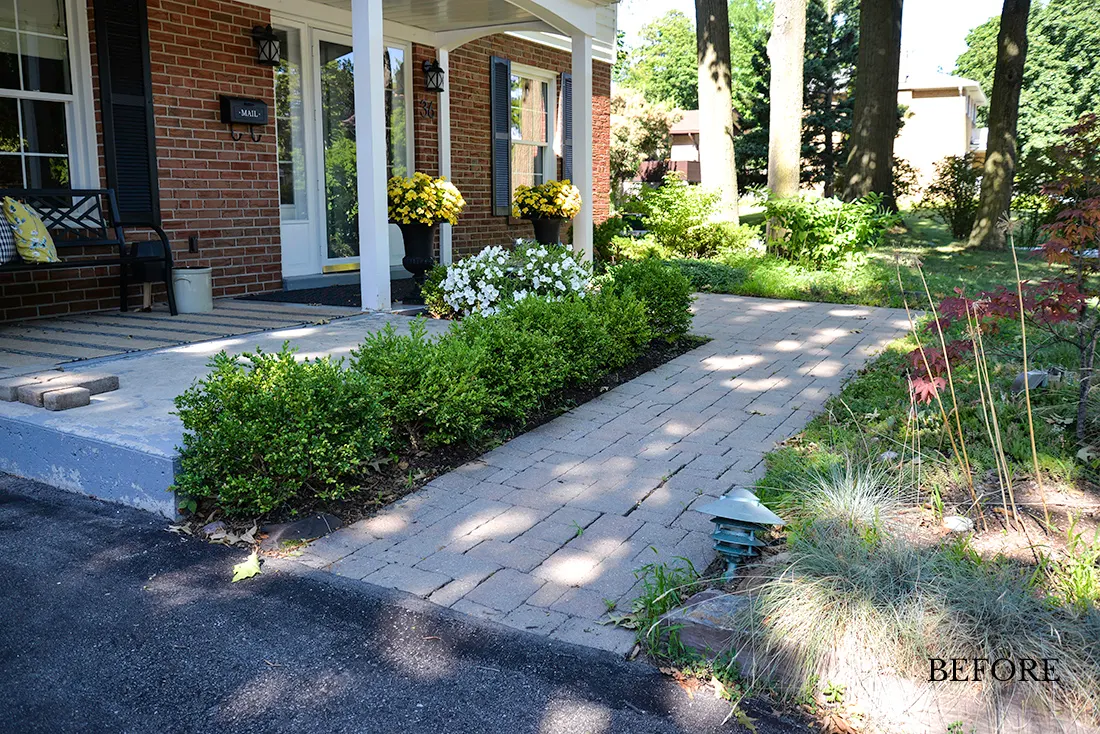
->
[299,294,911,654]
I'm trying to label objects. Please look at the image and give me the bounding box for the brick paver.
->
[299,294,910,655]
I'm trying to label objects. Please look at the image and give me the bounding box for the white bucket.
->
[172,267,214,314]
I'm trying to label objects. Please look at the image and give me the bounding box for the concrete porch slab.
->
[0,308,446,516]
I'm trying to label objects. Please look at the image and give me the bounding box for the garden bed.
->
[231,333,707,530]
[172,253,702,531]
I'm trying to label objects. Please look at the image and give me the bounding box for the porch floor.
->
[0,308,449,514]
[0,299,362,378]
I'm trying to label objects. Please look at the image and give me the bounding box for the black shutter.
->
[560,72,573,182]
[489,55,511,216]
[95,0,160,225]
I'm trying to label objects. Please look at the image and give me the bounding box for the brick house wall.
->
[0,2,611,322]
[0,0,279,322]
[410,36,612,258]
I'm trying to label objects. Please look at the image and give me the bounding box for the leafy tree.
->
[609,89,680,197]
[735,0,859,194]
[955,0,1100,164]
[801,0,859,196]
[619,11,699,109]
[697,0,740,216]
[842,0,904,207]
[767,0,807,199]
[969,0,1031,250]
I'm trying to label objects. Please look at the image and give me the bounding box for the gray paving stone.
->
[329,549,388,580]
[547,586,616,619]
[450,598,505,621]
[42,386,91,411]
[465,539,551,572]
[500,604,570,634]
[549,616,636,655]
[363,564,452,597]
[414,550,500,581]
[463,568,545,612]
[297,293,911,656]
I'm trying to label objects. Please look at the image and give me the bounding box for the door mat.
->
[237,279,420,308]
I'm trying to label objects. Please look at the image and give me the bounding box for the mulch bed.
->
[236,278,420,308]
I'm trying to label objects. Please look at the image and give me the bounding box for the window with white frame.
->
[0,0,73,188]
[509,65,555,194]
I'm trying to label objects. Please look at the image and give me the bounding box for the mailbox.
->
[220,96,269,141]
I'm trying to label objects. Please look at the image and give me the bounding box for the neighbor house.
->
[638,109,701,183]
[895,72,987,190]
[0,0,615,320]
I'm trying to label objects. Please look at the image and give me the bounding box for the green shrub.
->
[594,214,629,262]
[452,311,568,421]
[421,264,452,318]
[763,193,899,268]
[350,320,490,447]
[608,233,674,261]
[586,289,653,370]
[605,258,693,340]
[921,153,981,239]
[504,295,613,385]
[638,173,733,257]
[173,346,387,517]
[670,258,746,293]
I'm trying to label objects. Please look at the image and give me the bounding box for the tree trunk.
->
[823,78,836,198]
[969,0,1031,250]
[696,0,740,222]
[767,0,807,199]
[842,0,903,207]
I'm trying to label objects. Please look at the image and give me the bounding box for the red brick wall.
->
[412,36,612,259]
[0,0,279,321]
[0,12,612,321]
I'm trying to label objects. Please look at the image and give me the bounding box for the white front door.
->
[273,22,412,281]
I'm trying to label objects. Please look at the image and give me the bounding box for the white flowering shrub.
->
[440,241,593,317]
[511,241,591,305]
[442,245,511,317]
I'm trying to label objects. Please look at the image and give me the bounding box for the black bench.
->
[0,188,177,315]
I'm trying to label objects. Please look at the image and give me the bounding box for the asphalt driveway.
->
[0,475,808,734]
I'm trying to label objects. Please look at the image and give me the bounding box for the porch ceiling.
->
[306,0,543,32]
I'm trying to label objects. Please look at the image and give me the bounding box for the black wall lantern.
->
[251,24,280,66]
[422,59,445,93]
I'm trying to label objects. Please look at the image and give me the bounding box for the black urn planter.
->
[527,216,565,245]
[396,221,438,302]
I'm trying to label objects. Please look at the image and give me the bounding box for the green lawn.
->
[672,210,1055,309]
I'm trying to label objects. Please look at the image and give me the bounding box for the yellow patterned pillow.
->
[2,197,60,264]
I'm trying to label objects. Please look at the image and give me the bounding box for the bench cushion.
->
[2,197,59,264]
[0,211,14,264]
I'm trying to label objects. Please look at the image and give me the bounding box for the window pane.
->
[274,27,306,219]
[319,40,358,259]
[0,96,17,151]
[509,75,547,143]
[25,154,68,188]
[0,30,18,89]
[0,1,13,31]
[21,99,66,154]
[384,46,406,178]
[0,154,21,187]
[21,33,70,93]
[17,0,66,36]
[511,142,545,192]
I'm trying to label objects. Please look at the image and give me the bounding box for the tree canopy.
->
[617,10,699,109]
[955,0,1100,163]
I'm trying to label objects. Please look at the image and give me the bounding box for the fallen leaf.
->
[232,551,262,582]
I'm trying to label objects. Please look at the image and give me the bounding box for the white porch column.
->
[352,0,391,310]
[437,48,453,265]
[570,33,593,261]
